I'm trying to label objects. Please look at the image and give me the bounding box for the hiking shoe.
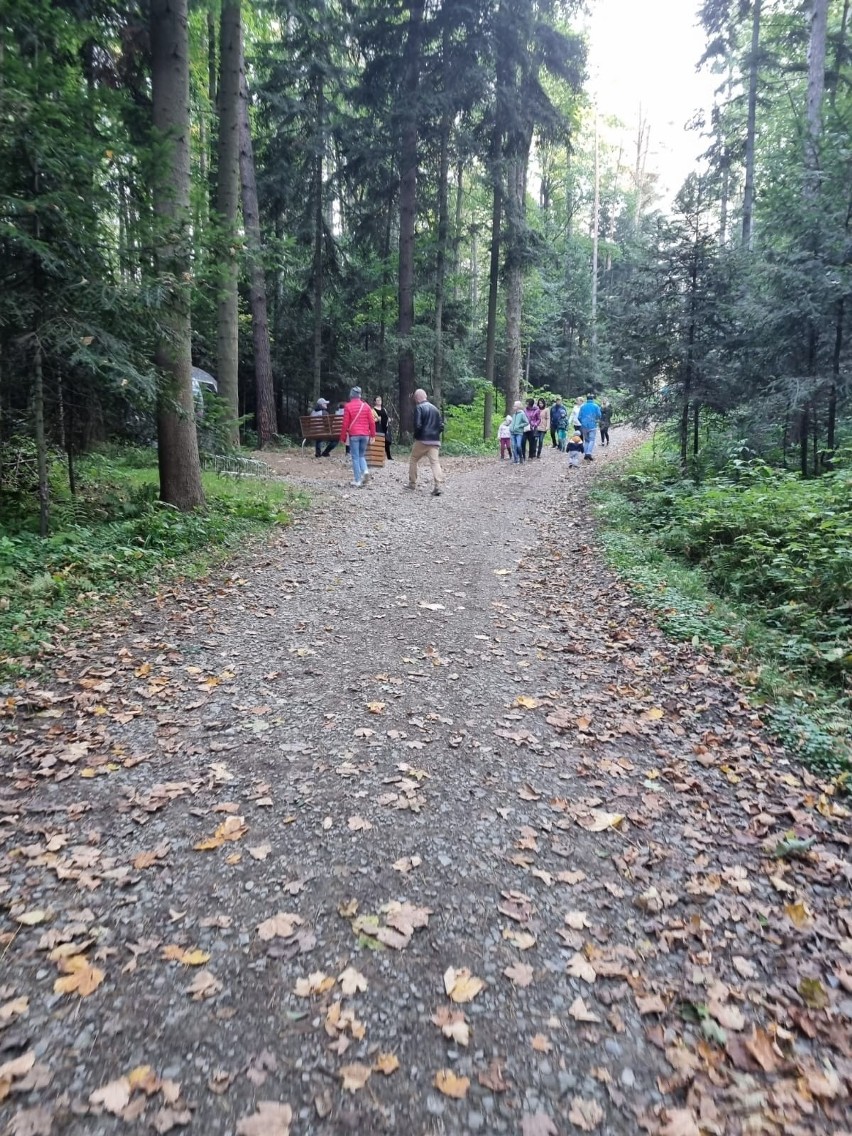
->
[432,487,443,496]
[404,484,416,491]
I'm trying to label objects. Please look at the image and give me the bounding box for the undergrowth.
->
[0,447,308,675]
[593,445,851,782]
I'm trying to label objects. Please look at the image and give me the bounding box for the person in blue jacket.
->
[578,394,602,460]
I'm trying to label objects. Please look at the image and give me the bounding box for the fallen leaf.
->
[568,1097,605,1130]
[392,855,422,873]
[444,966,485,1003]
[152,1108,192,1134]
[503,929,537,950]
[373,1053,399,1076]
[248,843,272,861]
[477,1059,508,1093]
[294,971,336,997]
[522,1113,558,1136]
[434,1069,469,1099]
[338,966,368,996]
[185,969,222,1001]
[635,993,666,1015]
[569,996,601,1023]
[161,945,209,966]
[503,961,534,987]
[15,910,50,927]
[340,1064,372,1092]
[257,913,303,942]
[431,1006,470,1046]
[566,952,597,984]
[658,1109,702,1136]
[53,956,104,997]
[235,1101,293,1136]
[531,1034,552,1053]
[347,816,373,832]
[565,911,591,930]
[5,1106,54,1136]
[514,696,540,709]
[89,1077,131,1115]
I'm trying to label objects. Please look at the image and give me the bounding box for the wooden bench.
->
[299,414,386,468]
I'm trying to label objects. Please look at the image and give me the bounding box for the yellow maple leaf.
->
[373,1053,399,1076]
[444,966,485,1004]
[54,956,104,997]
[434,1069,469,1099]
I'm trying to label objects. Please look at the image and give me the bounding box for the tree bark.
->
[591,112,600,354]
[484,120,501,399]
[397,0,425,436]
[151,0,204,511]
[433,66,450,411]
[311,73,324,403]
[741,0,761,249]
[239,63,276,448]
[216,0,242,447]
[805,0,829,199]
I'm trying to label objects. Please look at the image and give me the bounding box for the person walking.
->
[523,398,540,461]
[407,388,445,496]
[339,386,376,487]
[373,395,394,460]
[599,398,612,446]
[550,396,568,451]
[509,401,529,464]
[578,393,602,461]
[535,398,549,458]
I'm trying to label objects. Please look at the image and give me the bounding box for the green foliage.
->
[593,444,851,779]
[0,447,306,673]
[442,384,496,453]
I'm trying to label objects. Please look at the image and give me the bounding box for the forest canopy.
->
[0,0,850,511]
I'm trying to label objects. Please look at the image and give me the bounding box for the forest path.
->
[2,435,850,1136]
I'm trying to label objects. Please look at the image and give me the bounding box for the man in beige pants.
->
[407,388,445,496]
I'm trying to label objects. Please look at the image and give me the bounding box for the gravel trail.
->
[2,434,849,1136]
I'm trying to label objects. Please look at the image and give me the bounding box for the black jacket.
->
[413,401,444,443]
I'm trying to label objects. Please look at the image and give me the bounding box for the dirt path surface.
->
[2,436,850,1136]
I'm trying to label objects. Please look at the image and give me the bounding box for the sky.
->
[583,0,720,203]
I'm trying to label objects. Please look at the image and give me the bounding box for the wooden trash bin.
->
[367,436,386,468]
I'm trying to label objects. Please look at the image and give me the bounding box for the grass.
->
[0,446,309,676]
[592,462,851,784]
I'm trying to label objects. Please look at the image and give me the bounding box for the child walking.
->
[566,433,584,470]
[498,415,512,459]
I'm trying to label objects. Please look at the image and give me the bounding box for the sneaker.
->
[350,480,363,488]
[432,487,443,496]
[361,470,372,485]
[404,484,416,491]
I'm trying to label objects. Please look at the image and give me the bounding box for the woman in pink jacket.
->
[339,386,376,488]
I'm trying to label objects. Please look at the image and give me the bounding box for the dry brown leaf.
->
[0,1052,36,1084]
[89,1077,131,1115]
[256,913,304,942]
[347,815,373,832]
[503,961,534,988]
[566,952,597,984]
[14,910,50,927]
[658,1109,702,1136]
[444,966,485,1003]
[568,1097,605,1130]
[235,1101,293,1136]
[635,993,666,1015]
[564,911,591,930]
[53,956,104,997]
[477,1060,508,1093]
[185,969,222,1001]
[569,996,601,1023]
[531,1034,552,1053]
[294,971,336,997]
[373,1053,399,1076]
[522,1113,558,1136]
[339,1064,372,1092]
[732,955,756,980]
[5,1105,54,1136]
[502,929,537,951]
[151,1108,192,1134]
[514,695,540,709]
[248,843,272,861]
[431,1006,470,1046]
[434,1069,469,1099]
[338,966,368,996]
[392,855,422,873]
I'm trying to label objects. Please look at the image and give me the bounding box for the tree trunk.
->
[591,112,600,354]
[216,0,242,447]
[433,79,450,410]
[484,120,501,395]
[741,0,761,249]
[799,404,809,478]
[805,0,829,200]
[452,159,463,300]
[207,8,217,211]
[33,339,49,537]
[311,72,324,402]
[151,0,204,511]
[503,144,528,412]
[397,0,425,437]
[238,63,276,448]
